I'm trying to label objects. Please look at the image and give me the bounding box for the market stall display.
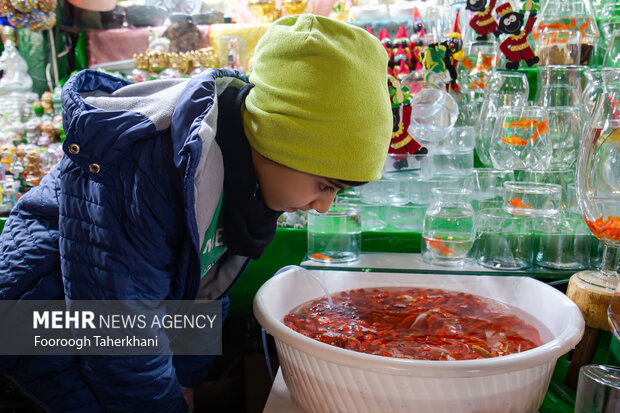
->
[0,0,618,411]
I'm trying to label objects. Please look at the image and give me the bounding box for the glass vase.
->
[574,73,620,290]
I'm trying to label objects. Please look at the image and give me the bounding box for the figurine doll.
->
[41,91,54,115]
[387,76,426,169]
[421,33,464,92]
[495,3,539,70]
[23,148,42,186]
[2,175,18,211]
[0,143,16,178]
[466,0,499,41]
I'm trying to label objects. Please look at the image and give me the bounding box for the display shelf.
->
[301,251,576,280]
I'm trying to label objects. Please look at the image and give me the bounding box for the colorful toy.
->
[466,0,499,41]
[387,76,425,167]
[2,175,18,210]
[420,34,464,92]
[23,148,42,186]
[410,7,425,44]
[496,3,539,70]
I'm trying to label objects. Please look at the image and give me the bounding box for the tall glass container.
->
[574,70,620,290]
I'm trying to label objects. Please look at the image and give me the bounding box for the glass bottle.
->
[574,70,620,291]
[533,0,600,65]
[475,70,529,167]
[422,188,475,266]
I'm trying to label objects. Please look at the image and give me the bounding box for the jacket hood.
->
[61,68,248,179]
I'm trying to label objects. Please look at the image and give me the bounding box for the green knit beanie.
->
[242,14,392,182]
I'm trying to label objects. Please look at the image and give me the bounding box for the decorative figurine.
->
[0,143,16,178]
[282,0,311,16]
[23,148,42,186]
[40,91,54,115]
[131,53,150,83]
[387,76,425,167]
[409,8,426,71]
[190,48,218,77]
[393,62,410,80]
[163,20,201,54]
[420,33,464,92]
[2,175,18,211]
[379,28,393,54]
[410,7,425,44]
[247,0,279,23]
[466,0,499,41]
[329,1,349,22]
[496,2,539,70]
[147,50,169,74]
[160,52,186,79]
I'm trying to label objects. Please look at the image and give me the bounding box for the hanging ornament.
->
[496,2,539,70]
[387,76,424,161]
[465,0,499,41]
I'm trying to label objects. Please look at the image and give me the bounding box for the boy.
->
[0,15,391,412]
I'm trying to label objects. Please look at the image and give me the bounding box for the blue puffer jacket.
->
[0,69,251,412]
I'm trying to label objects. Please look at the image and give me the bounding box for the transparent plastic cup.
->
[382,153,435,178]
[534,212,592,270]
[410,175,468,205]
[574,365,620,413]
[422,188,476,266]
[335,197,387,232]
[466,168,514,212]
[514,166,576,211]
[476,207,534,270]
[388,203,428,232]
[307,206,362,263]
[359,179,402,205]
[502,181,563,217]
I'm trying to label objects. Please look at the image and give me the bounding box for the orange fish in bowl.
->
[500,136,529,146]
[508,196,533,210]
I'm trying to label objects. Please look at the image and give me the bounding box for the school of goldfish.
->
[499,119,549,146]
[585,215,620,242]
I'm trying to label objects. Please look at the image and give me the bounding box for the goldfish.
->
[508,196,533,210]
[311,253,333,261]
[470,78,486,90]
[426,236,454,256]
[503,119,540,129]
[461,58,475,70]
[500,136,529,146]
[527,120,548,144]
[585,215,620,242]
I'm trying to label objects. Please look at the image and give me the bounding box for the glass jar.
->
[475,70,529,167]
[422,188,475,266]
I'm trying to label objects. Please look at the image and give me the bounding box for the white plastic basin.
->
[254,269,585,413]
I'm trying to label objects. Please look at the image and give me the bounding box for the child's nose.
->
[311,192,337,213]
